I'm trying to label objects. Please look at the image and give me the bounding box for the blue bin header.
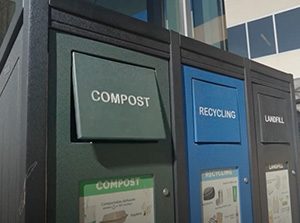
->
[192,79,241,143]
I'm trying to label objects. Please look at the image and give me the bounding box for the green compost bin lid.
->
[72,52,166,140]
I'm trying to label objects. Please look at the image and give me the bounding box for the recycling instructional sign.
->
[201,169,241,223]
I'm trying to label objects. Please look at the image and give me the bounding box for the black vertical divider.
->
[244,59,262,223]
[170,31,190,223]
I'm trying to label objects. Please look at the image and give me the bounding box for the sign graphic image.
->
[201,169,241,223]
[266,164,292,223]
[79,175,154,223]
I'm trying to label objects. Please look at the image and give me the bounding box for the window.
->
[190,0,227,50]
[164,0,181,31]
[276,7,300,53]
[0,0,16,47]
[82,0,149,22]
[248,16,276,58]
[227,24,248,58]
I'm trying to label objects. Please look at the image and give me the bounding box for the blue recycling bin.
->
[183,65,253,223]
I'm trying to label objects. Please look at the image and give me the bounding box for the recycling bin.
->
[245,60,300,223]
[170,33,253,223]
[183,66,252,223]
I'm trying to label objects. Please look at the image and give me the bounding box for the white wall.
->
[225,0,300,79]
[254,50,300,78]
[225,0,300,27]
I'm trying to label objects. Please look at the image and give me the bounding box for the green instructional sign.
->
[72,52,166,140]
[79,175,154,223]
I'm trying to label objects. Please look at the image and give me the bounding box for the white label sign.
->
[199,106,236,119]
[91,90,151,108]
[201,169,241,223]
[264,115,285,124]
[266,169,292,223]
[79,175,154,223]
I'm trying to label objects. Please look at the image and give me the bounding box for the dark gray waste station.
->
[0,1,299,223]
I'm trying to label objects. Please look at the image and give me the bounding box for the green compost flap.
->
[72,52,166,140]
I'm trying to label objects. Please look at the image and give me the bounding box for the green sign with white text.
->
[80,175,154,196]
[72,52,166,140]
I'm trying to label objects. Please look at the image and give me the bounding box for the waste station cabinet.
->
[245,60,300,223]
[0,2,300,223]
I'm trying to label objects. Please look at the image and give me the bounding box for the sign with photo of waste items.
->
[79,175,154,223]
[201,169,241,223]
[266,163,292,223]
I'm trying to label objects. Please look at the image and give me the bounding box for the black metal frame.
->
[243,59,262,223]
[170,31,189,223]
[0,0,48,222]
[180,35,244,79]
[22,0,49,222]
[50,8,170,59]
[0,0,23,71]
